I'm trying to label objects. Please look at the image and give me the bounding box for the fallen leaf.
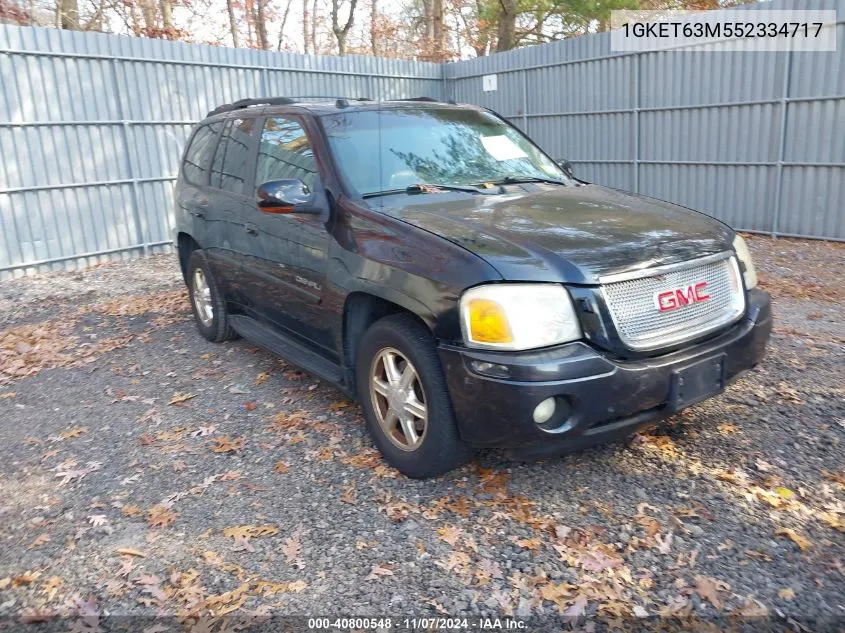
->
[223,525,279,540]
[13,571,41,586]
[694,575,728,608]
[755,458,774,472]
[714,469,747,486]
[120,473,141,485]
[168,392,196,406]
[254,581,292,596]
[654,529,674,554]
[212,436,244,453]
[778,588,795,600]
[366,564,394,580]
[776,383,804,405]
[273,461,290,474]
[717,423,740,435]
[88,514,107,527]
[341,483,357,504]
[40,576,63,601]
[436,525,464,547]
[775,528,812,551]
[114,548,146,558]
[54,460,100,486]
[822,471,845,486]
[539,582,577,609]
[203,551,224,565]
[281,530,303,565]
[59,426,88,440]
[147,505,178,528]
[19,608,53,623]
[28,534,50,549]
[563,594,587,618]
[819,511,844,532]
[733,597,769,617]
[745,549,773,562]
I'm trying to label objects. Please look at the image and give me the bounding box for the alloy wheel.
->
[192,268,214,327]
[369,347,428,451]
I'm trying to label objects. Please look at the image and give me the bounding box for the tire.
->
[356,313,474,478]
[186,250,238,342]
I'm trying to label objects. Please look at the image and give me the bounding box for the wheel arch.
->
[177,232,201,282]
[342,291,433,394]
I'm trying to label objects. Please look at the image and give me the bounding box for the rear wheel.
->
[186,250,237,342]
[356,314,473,478]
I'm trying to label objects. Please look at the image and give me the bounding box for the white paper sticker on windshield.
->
[480,135,528,162]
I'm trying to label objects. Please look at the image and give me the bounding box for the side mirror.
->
[256,179,317,214]
[557,159,575,180]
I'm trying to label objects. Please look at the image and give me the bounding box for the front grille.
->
[601,254,745,351]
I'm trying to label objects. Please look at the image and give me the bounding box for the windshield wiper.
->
[362,182,486,199]
[487,174,568,186]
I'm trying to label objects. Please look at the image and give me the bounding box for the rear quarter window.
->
[210,118,258,195]
[182,121,223,185]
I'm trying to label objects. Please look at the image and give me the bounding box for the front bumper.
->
[438,288,772,455]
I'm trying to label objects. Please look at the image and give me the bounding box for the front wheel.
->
[356,314,473,478]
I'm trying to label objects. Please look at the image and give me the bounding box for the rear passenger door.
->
[206,116,261,306]
[243,115,334,356]
[177,120,222,270]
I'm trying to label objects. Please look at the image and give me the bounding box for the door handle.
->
[190,210,206,219]
[244,223,258,236]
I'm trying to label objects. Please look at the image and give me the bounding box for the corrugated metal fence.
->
[443,0,845,243]
[1,0,844,279]
[0,25,443,278]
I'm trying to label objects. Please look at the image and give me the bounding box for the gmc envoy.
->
[173,96,772,478]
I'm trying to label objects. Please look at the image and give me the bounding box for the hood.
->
[381,184,735,284]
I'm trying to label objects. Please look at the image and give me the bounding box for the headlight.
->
[460,284,582,351]
[732,234,758,289]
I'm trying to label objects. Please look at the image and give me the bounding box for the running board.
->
[229,315,344,385]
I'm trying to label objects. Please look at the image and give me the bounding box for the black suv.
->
[173,96,772,478]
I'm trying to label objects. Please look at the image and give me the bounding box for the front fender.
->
[328,200,501,342]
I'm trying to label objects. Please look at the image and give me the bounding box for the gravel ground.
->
[0,236,842,631]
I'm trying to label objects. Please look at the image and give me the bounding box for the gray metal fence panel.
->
[0,24,442,278]
[444,0,845,242]
[3,0,845,280]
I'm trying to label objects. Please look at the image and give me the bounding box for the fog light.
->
[533,397,556,425]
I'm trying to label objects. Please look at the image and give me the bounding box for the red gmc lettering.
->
[655,282,710,312]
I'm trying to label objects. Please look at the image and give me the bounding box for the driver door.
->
[242,115,334,356]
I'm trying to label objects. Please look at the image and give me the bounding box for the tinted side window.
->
[182,122,222,185]
[256,117,318,190]
[210,118,257,195]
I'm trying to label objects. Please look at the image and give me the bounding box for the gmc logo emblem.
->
[654,282,710,312]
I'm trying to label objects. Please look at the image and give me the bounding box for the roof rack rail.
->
[287,95,372,101]
[206,95,372,118]
[283,96,371,108]
[390,96,458,105]
[206,97,295,117]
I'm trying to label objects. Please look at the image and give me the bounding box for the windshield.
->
[320,107,568,197]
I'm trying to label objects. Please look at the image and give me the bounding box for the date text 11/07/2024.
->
[307,617,527,630]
